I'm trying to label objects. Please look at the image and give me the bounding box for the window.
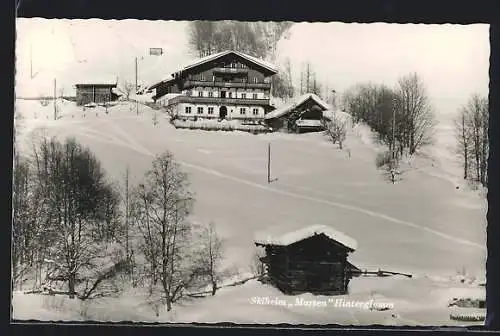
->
[241,93,247,99]
[228,92,232,98]
[185,106,192,114]
[198,91,203,97]
[200,74,205,81]
[252,93,258,99]
[208,107,214,115]
[253,77,258,83]
[208,91,213,97]
[240,108,246,115]
[252,108,259,115]
[186,90,192,96]
[212,75,216,82]
[231,63,236,68]
[197,107,204,114]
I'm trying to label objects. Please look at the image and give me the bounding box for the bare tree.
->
[197,221,224,296]
[455,108,472,180]
[323,113,348,150]
[12,154,41,289]
[188,21,292,60]
[119,81,135,101]
[28,137,126,299]
[189,21,217,57]
[121,165,137,283]
[457,94,489,186]
[131,151,202,311]
[395,73,436,155]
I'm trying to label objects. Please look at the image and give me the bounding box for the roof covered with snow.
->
[148,77,177,90]
[111,87,123,96]
[264,93,331,120]
[75,75,118,86]
[156,93,184,103]
[254,224,357,251]
[322,109,353,122]
[173,50,278,76]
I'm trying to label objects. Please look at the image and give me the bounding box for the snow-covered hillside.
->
[12,275,485,325]
[352,112,486,197]
[12,99,486,325]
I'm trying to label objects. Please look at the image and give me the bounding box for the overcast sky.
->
[15,19,489,120]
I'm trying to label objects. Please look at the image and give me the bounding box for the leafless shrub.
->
[323,113,347,149]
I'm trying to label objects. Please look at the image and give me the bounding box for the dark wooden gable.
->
[286,233,352,261]
[152,78,181,100]
[179,52,275,79]
[296,97,327,120]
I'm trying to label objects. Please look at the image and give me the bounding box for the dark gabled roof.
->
[172,50,278,77]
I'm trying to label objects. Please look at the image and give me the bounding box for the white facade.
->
[175,102,265,120]
[186,87,268,100]
[174,84,268,121]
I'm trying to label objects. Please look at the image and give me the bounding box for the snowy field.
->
[12,99,487,325]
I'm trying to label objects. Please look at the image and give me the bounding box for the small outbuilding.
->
[254,224,358,295]
[264,93,331,133]
[75,77,119,106]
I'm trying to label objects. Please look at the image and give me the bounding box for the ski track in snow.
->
[63,118,484,252]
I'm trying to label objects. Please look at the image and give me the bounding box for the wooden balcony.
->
[213,67,249,74]
[168,95,271,106]
[183,80,271,90]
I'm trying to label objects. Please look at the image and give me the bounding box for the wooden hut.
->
[264,93,331,133]
[254,224,358,295]
[75,77,119,106]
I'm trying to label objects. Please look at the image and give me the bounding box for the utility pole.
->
[267,142,271,184]
[135,56,139,116]
[53,78,57,120]
[392,97,397,162]
[135,57,138,92]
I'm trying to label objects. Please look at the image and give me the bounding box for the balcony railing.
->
[183,80,271,90]
[213,67,249,74]
[168,95,270,106]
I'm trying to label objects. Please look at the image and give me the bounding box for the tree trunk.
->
[68,273,76,299]
[166,296,172,311]
[211,281,217,296]
[475,145,481,183]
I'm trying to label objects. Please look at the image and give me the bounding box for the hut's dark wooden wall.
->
[76,85,118,106]
[261,233,353,295]
[266,97,326,133]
